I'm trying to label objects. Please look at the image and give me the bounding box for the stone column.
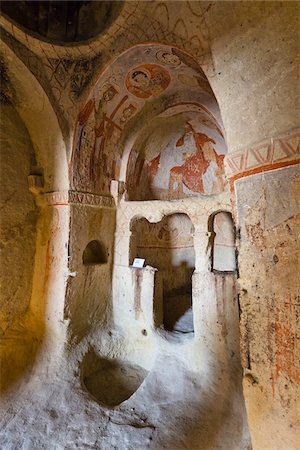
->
[30,191,70,347]
[193,225,215,341]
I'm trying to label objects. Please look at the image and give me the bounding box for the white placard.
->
[132,258,145,268]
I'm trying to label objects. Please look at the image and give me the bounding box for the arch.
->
[83,240,108,265]
[69,42,217,197]
[0,44,69,392]
[0,5,206,61]
[1,41,69,192]
[210,211,236,272]
[125,106,227,201]
[1,1,124,45]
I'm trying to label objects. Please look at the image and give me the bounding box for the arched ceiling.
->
[71,44,226,197]
[130,109,224,163]
[77,43,214,127]
[1,42,69,192]
[71,43,227,197]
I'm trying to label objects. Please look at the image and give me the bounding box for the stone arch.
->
[83,240,108,266]
[1,42,69,192]
[0,1,125,45]
[0,4,207,61]
[124,104,227,201]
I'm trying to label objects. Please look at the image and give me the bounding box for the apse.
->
[126,108,227,201]
[71,43,228,200]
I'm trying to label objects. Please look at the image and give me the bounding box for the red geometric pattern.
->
[225,128,300,177]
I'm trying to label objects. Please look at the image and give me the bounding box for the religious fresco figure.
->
[168,123,225,196]
[126,64,171,99]
[73,85,130,193]
[91,85,119,190]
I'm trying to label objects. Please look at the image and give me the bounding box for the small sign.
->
[132,258,145,268]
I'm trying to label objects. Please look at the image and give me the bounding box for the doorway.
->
[130,213,195,334]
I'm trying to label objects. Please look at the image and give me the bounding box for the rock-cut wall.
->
[0,103,38,331]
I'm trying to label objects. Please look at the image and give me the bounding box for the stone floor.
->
[0,325,251,450]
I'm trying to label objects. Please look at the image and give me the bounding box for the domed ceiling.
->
[0,1,123,44]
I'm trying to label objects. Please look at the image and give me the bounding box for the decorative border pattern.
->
[225,128,300,178]
[43,191,68,206]
[43,191,115,208]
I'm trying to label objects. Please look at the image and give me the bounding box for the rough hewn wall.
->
[206,1,299,154]
[0,104,38,330]
[66,204,115,343]
[236,165,300,449]
[206,3,300,447]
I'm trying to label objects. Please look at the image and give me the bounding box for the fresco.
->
[125,64,171,99]
[168,123,225,196]
[70,44,215,195]
[127,109,227,200]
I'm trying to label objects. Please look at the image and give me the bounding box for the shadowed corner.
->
[0,316,44,393]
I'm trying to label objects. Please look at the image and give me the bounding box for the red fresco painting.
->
[125,64,171,99]
[144,123,225,198]
[73,86,126,193]
[148,154,161,181]
[91,87,125,189]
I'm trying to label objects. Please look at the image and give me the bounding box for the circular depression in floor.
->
[80,348,149,407]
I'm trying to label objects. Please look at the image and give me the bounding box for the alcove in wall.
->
[126,112,228,201]
[82,240,108,265]
[210,212,236,272]
[130,213,195,334]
